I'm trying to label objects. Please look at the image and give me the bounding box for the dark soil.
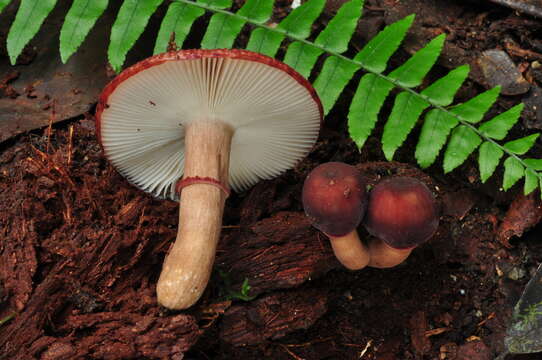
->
[2,0,542,359]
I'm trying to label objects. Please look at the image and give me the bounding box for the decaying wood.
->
[0,122,201,359]
[220,289,328,346]
[497,192,542,247]
[217,212,337,296]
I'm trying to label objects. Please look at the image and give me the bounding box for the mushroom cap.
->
[364,176,439,249]
[96,49,323,200]
[302,162,367,237]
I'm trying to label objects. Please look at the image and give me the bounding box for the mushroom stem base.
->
[328,231,370,270]
[157,121,233,310]
[367,239,413,268]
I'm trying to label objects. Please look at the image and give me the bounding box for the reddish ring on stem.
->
[176,176,231,198]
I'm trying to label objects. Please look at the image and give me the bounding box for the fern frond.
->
[0,0,12,14]
[7,0,58,65]
[524,169,539,195]
[108,0,164,72]
[503,157,525,190]
[154,2,205,54]
[478,141,504,183]
[451,87,501,123]
[4,0,541,195]
[504,134,540,155]
[284,0,363,78]
[356,14,414,73]
[420,65,470,107]
[416,110,459,169]
[60,0,109,63]
[443,125,482,173]
[381,35,445,160]
[478,104,524,140]
[201,0,272,49]
[524,159,542,170]
[246,0,325,57]
[348,74,394,149]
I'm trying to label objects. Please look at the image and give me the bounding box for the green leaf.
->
[451,87,500,123]
[348,74,394,149]
[154,2,204,54]
[7,0,58,65]
[108,0,164,72]
[278,0,325,38]
[237,0,273,23]
[284,0,363,78]
[356,14,415,73]
[283,44,323,78]
[388,34,446,88]
[415,109,459,168]
[478,103,524,140]
[59,0,109,63]
[198,0,231,7]
[382,92,429,160]
[314,0,363,52]
[478,141,504,183]
[421,65,470,106]
[524,169,539,196]
[503,157,525,190]
[443,125,482,173]
[504,134,540,155]
[202,0,273,49]
[524,158,542,171]
[245,29,279,56]
[201,13,244,49]
[314,56,360,115]
[0,0,12,14]
[246,0,325,57]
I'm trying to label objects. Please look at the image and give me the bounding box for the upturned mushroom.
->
[364,176,439,268]
[96,49,323,309]
[302,162,370,270]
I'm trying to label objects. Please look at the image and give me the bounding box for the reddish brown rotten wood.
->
[220,289,328,346]
[217,212,337,296]
[497,192,542,248]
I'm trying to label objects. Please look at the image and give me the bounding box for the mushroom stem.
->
[327,231,370,270]
[367,239,413,268]
[157,121,233,310]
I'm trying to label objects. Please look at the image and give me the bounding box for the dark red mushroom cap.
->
[302,162,367,237]
[364,176,439,249]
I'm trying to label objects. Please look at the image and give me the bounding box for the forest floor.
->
[2,0,542,359]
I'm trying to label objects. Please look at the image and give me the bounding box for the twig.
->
[285,337,334,348]
[46,101,56,154]
[477,312,496,327]
[359,339,373,358]
[425,327,451,337]
[67,125,74,166]
[279,344,305,360]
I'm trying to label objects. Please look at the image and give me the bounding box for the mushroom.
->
[364,176,439,268]
[95,49,323,309]
[302,162,370,270]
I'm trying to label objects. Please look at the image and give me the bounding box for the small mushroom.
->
[364,176,439,268]
[96,49,323,309]
[302,162,370,270]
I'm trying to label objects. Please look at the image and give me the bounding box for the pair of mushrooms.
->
[303,162,439,270]
[96,49,323,310]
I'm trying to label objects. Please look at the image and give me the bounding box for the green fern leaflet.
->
[2,0,541,196]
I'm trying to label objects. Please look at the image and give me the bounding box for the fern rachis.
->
[2,0,541,195]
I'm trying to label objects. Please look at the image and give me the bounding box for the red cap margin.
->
[95,49,324,146]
